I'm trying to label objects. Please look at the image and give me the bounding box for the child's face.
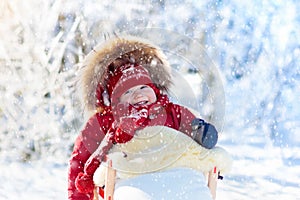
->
[119,85,157,107]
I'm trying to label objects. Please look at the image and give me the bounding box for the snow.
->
[1,0,300,199]
[0,161,67,199]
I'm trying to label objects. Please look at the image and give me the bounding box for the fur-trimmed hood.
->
[78,36,172,114]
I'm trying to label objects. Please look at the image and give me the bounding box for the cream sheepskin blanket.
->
[94,126,232,186]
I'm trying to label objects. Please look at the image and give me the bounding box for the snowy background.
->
[1,0,299,199]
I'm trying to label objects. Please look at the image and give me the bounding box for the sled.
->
[93,126,232,200]
[94,164,223,200]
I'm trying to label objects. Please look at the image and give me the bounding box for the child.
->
[68,36,218,200]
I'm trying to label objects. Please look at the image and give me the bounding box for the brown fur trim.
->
[78,36,172,113]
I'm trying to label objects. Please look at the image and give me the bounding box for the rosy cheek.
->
[120,96,129,104]
[149,94,157,103]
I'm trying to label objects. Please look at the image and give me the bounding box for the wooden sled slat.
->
[104,160,116,200]
[207,166,219,200]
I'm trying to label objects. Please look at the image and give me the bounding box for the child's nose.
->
[133,90,143,98]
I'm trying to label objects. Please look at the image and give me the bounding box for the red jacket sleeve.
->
[68,113,110,200]
[168,103,196,137]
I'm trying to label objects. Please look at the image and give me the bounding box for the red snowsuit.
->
[68,93,196,200]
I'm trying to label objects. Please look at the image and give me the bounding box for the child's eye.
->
[124,90,131,95]
[140,85,148,89]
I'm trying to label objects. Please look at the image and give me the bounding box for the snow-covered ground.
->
[0,161,68,199]
[1,138,299,199]
[218,143,300,200]
[1,0,300,199]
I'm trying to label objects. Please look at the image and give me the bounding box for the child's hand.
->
[75,172,94,194]
[114,116,142,143]
[191,118,218,149]
[113,103,148,126]
[113,104,149,143]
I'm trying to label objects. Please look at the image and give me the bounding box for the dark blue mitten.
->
[191,118,218,149]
